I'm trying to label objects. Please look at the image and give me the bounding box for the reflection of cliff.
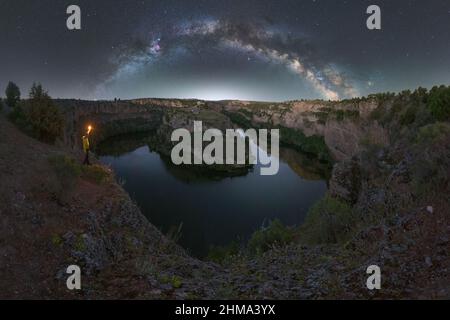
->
[96,131,252,182]
[279,148,331,181]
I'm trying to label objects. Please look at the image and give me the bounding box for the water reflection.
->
[98,132,329,257]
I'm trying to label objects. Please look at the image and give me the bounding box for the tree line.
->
[2,81,64,143]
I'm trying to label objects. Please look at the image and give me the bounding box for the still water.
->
[98,133,329,257]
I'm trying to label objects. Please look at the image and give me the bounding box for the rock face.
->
[222,99,388,161]
[56,98,390,163]
[329,158,362,204]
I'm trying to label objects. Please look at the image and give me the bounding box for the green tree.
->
[26,83,64,143]
[427,85,450,121]
[5,81,21,108]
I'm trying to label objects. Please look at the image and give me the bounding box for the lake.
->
[98,132,329,257]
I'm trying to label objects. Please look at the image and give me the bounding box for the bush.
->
[427,85,450,121]
[247,219,294,255]
[207,240,240,264]
[25,83,64,143]
[416,122,450,144]
[300,195,356,244]
[369,105,385,121]
[7,101,27,125]
[399,104,418,126]
[412,123,450,195]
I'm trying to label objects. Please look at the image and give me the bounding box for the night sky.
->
[0,0,449,101]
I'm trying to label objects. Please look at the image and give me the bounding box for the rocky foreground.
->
[0,91,449,299]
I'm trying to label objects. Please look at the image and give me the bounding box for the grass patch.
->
[82,164,111,184]
[49,154,111,203]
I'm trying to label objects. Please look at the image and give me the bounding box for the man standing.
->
[82,126,92,165]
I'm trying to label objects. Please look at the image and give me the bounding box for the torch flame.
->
[87,125,92,134]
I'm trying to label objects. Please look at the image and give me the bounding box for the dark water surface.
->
[98,133,329,257]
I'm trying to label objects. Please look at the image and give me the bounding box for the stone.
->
[329,158,361,204]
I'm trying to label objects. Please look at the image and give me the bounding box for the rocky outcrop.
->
[222,99,388,161]
[329,158,362,204]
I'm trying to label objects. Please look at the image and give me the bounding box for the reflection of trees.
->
[158,152,253,184]
[279,148,331,181]
[95,132,155,156]
[96,131,331,184]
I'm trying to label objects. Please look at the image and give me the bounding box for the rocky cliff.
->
[57,97,389,163]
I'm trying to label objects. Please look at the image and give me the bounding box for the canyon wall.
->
[57,98,389,162]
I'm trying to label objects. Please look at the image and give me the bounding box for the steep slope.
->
[0,115,223,299]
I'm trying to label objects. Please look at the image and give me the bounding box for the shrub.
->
[416,122,450,144]
[300,195,356,244]
[247,219,294,255]
[7,101,27,126]
[369,105,385,121]
[427,85,450,121]
[207,240,240,264]
[412,123,450,195]
[399,104,418,126]
[26,83,65,143]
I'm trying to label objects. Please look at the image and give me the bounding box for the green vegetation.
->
[223,110,255,129]
[159,274,183,289]
[368,86,450,128]
[7,82,64,144]
[51,234,63,247]
[427,85,450,121]
[300,195,356,245]
[49,155,82,187]
[416,122,450,144]
[82,164,111,184]
[207,219,295,262]
[278,126,332,163]
[248,219,295,255]
[412,122,450,195]
[335,109,360,122]
[48,154,111,203]
[207,240,240,264]
[5,81,20,108]
[26,83,64,143]
[74,234,86,252]
[314,108,359,123]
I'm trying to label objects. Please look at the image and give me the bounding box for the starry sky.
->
[0,0,449,101]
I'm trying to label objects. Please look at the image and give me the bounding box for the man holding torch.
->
[82,125,92,165]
